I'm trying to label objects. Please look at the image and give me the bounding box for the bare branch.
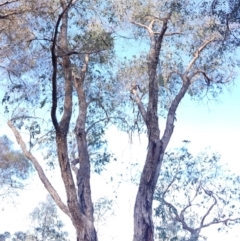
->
[130,14,172,36]
[201,190,217,227]
[166,70,184,83]
[162,198,195,234]
[130,20,153,35]
[56,48,109,57]
[185,37,216,75]
[162,162,181,198]
[147,13,172,22]
[86,118,109,134]
[202,217,240,229]
[188,70,213,84]
[161,81,190,150]
[8,120,71,217]
[86,116,128,134]
[131,84,147,124]
[0,0,19,7]
[155,31,182,36]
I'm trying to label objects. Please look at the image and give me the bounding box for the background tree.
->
[93,197,115,239]
[29,195,69,241]
[154,145,240,241]
[0,135,32,196]
[0,195,69,241]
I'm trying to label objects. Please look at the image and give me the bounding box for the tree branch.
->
[0,0,19,7]
[162,162,181,198]
[130,20,153,35]
[185,37,216,75]
[166,70,184,83]
[199,188,217,228]
[56,48,109,57]
[58,0,73,132]
[131,84,147,124]
[51,0,73,132]
[155,31,182,36]
[8,120,71,217]
[161,80,190,150]
[202,217,240,229]
[188,70,213,84]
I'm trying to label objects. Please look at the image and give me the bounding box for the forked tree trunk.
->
[133,16,168,241]
[133,15,190,241]
[51,1,97,240]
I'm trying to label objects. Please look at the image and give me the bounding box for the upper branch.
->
[162,198,195,233]
[0,0,19,7]
[162,162,181,197]
[130,20,154,35]
[51,0,73,132]
[58,0,73,132]
[199,189,217,229]
[202,217,240,229]
[56,48,108,57]
[161,80,190,150]
[185,37,216,75]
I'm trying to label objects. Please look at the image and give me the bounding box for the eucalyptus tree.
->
[29,195,70,241]
[154,146,240,241]
[0,195,69,241]
[2,0,118,240]
[114,0,238,240]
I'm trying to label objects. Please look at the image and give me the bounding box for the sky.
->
[0,80,239,240]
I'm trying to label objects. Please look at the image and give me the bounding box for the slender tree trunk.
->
[74,54,97,241]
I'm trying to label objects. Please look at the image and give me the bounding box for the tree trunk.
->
[73,54,97,241]
[51,1,97,240]
[133,17,168,241]
[133,15,190,241]
[133,141,164,241]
